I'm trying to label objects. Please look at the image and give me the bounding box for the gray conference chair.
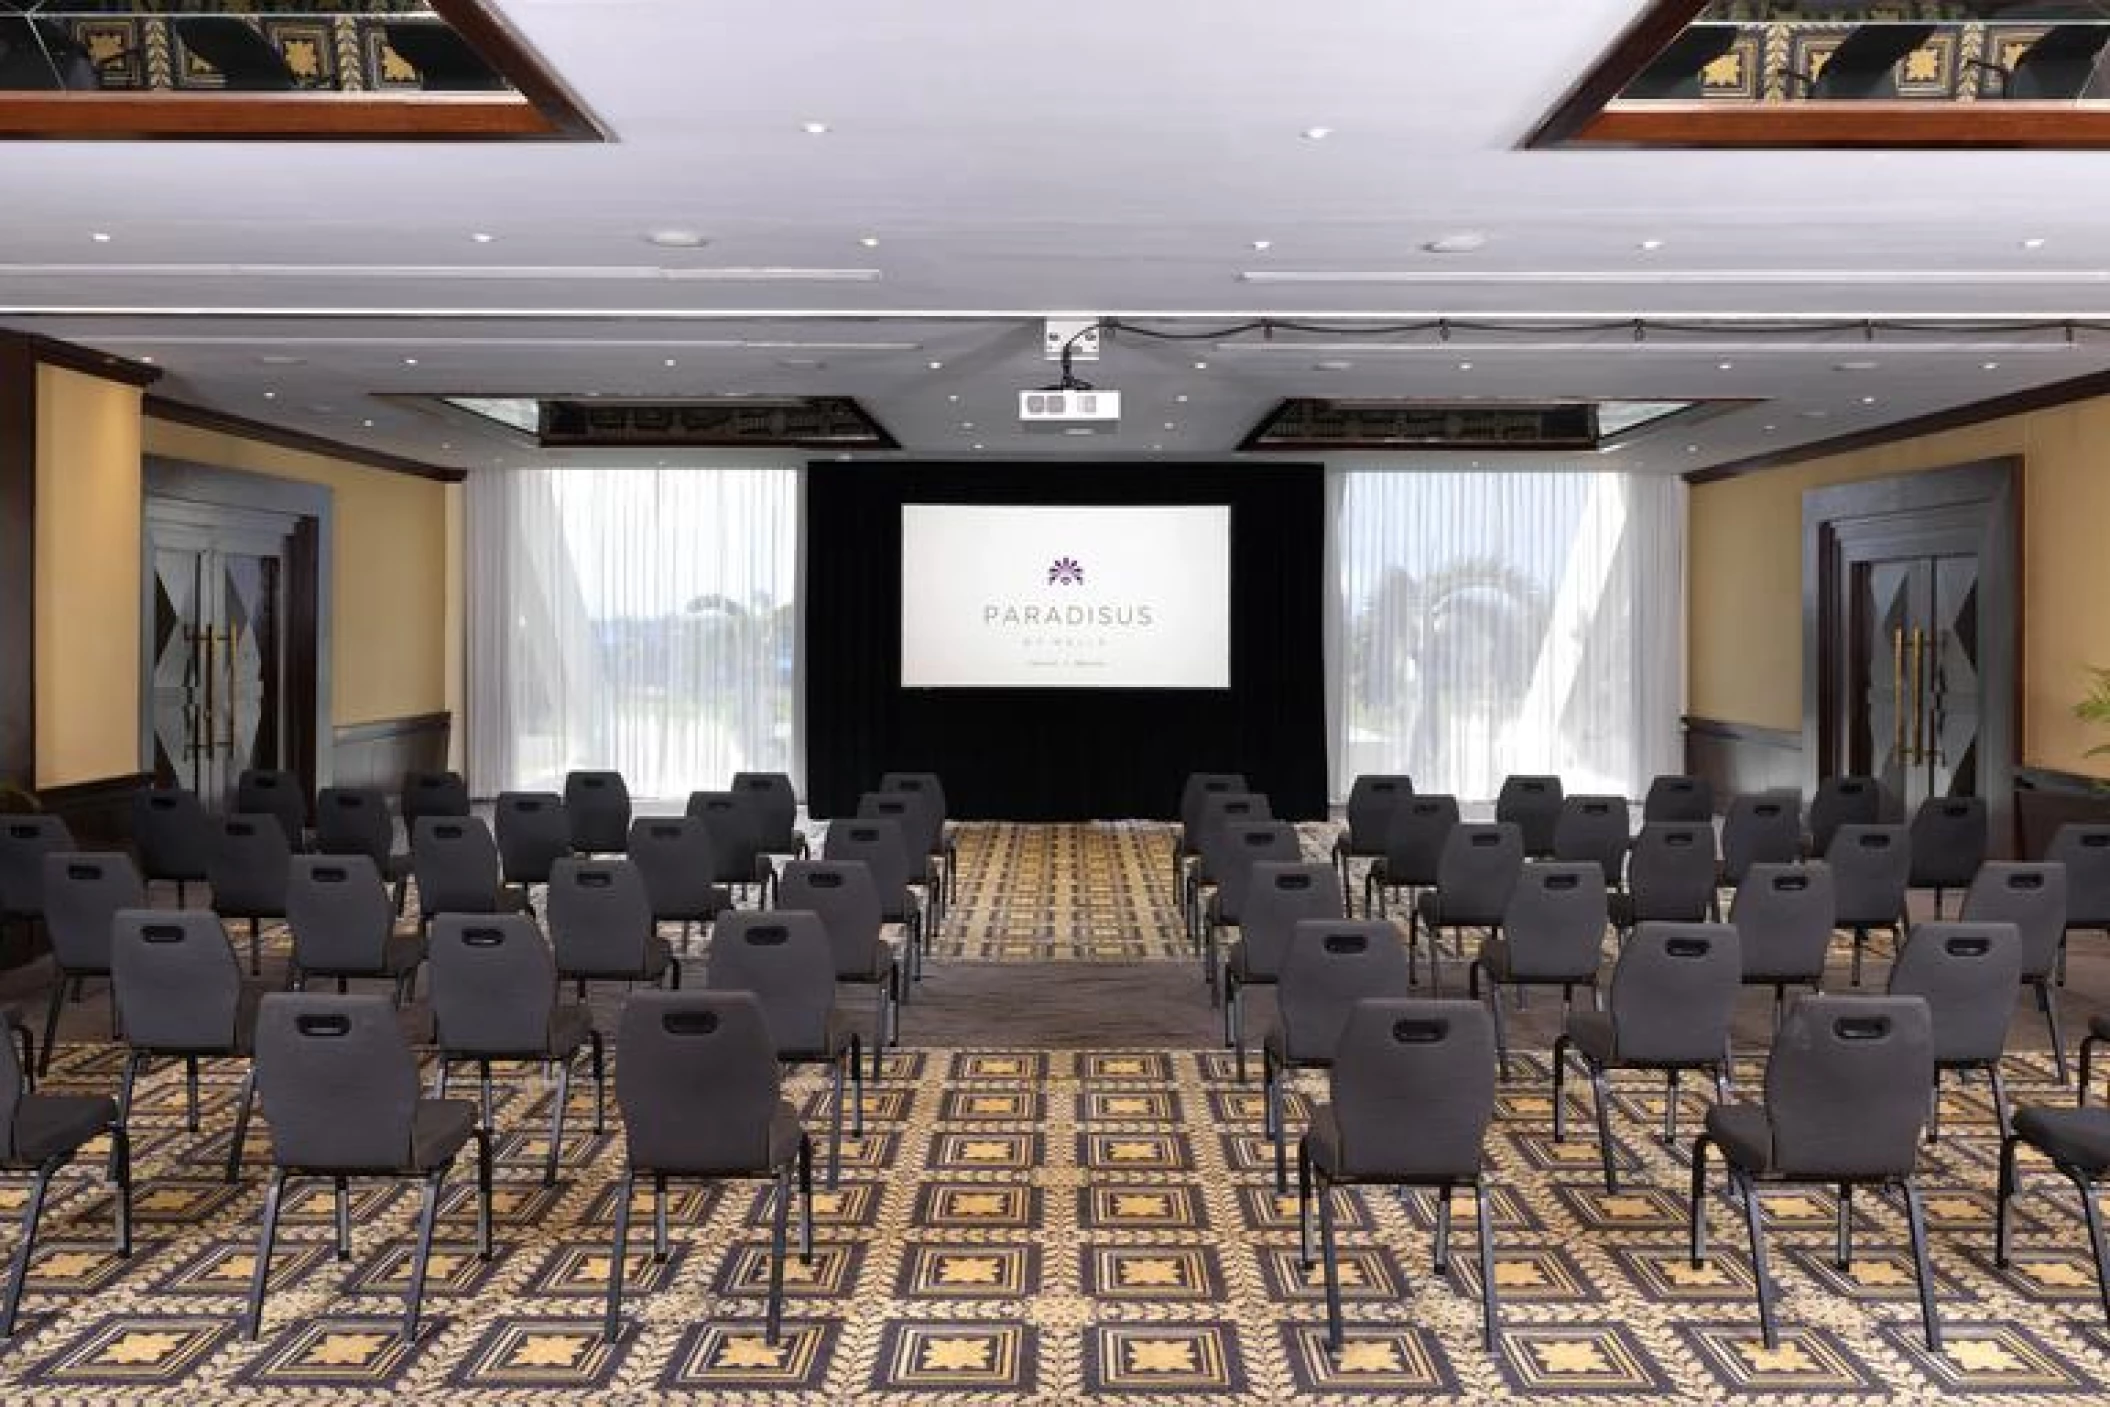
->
[1961,861,2072,1084]
[733,771,810,864]
[1553,795,1630,888]
[1887,921,2023,1139]
[1188,791,1272,947]
[1730,863,1836,1027]
[1553,922,1741,1192]
[235,768,308,852]
[627,817,733,951]
[428,914,605,1186]
[1223,862,1345,1070]
[1720,793,1802,889]
[1333,774,1411,914]
[1610,822,1718,934]
[1367,793,1458,923]
[1642,774,1713,823]
[314,786,411,913]
[110,909,263,1183]
[1806,775,1884,859]
[605,991,813,1346]
[400,770,470,829]
[546,859,680,998]
[131,788,211,906]
[243,993,491,1343]
[1908,796,1988,917]
[1206,821,1305,1003]
[1174,772,1247,917]
[822,817,927,981]
[858,791,945,931]
[0,815,74,960]
[1469,861,1608,1080]
[879,772,957,905]
[689,789,774,907]
[0,1007,130,1339]
[778,860,901,1077]
[494,792,571,911]
[1413,822,1525,993]
[1261,919,1414,1193]
[1495,774,1564,858]
[705,910,863,1188]
[1298,998,1499,1352]
[563,770,632,855]
[2048,823,2110,986]
[1691,995,1939,1351]
[412,816,524,927]
[1829,823,1910,986]
[37,851,144,1073]
[285,855,426,1003]
[207,814,292,975]
[1998,1102,2110,1330]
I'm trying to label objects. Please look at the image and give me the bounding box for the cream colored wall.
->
[141,421,452,728]
[1687,399,2110,776]
[34,366,142,789]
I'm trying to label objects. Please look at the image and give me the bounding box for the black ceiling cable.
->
[1097,314,2110,348]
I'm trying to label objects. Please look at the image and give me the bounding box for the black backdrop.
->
[804,461,1327,821]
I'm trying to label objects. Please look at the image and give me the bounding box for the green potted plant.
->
[2078,666,2110,770]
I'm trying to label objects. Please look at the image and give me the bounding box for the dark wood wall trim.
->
[430,0,607,142]
[1526,0,1705,146]
[0,338,34,788]
[1687,366,2110,486]
[37,771,151,849]
[1682,715,1804,805]
[145,396,464,484]
[331,712,451,795]
[3,330,163,389]
[2016,765,2110,859]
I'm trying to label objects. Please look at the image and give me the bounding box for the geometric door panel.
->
[1930,553,1982,800]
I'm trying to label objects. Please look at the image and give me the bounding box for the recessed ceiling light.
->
[1193,360,1208,371]
[928,360,944,371]
[440,442,453,450]
[1313,359,1354,372]
[947,393,960,403]
[801,120,831,135]
[858,235,880,248]
[1174,394,1189,404]
[1860,395,1877,404]
[1152,443,1165,452]
[961,421,974,430]
[1800,409,1830,419]
[1638,238,1664,251]
[402,357,419,366]
[361,418,376,428]
[1717,361,1734,371]
[645,229,708,249]
[1301,125,1334,141]
[663,358,678,367]
[90,231,111,243]
[972,442,985,450]
[1422,231,1487,255]
[2021,237,2046,249]
[470,232,495,244]
[1833,360,1880,372]
[263,390,277,400]
[138,355,154,363]
[1457,361,1473,371]
[1163,421,1176,430]
[1982,361,2001,370]
[1685,444,1699,453]
[1251,239,1273,252]
[1761,423,1777,432]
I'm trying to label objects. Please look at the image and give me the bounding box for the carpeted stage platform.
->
[1,821,2107,1404]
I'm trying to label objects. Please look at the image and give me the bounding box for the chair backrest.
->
[1342,774,1413,855]
[2048,823,2110,927]
[1624,822,1718,923]
[111,908,244,1050]
[878,772,949,829]
[1826,823,1911,926]
[731,772,801,852]
[1908,795,1988,890]
[859,790,939,862]
[255,993,421,1171]
[1499,861,1607,982]
[1431,822,1524,926]
[131,788,211,883]
[1233,863,1345,979]
[286,855,394,971]
[1765,995,1932,1179]
[41,851,145,971]
[627,817,722,919]
[207,813,293,915]
[778,860,885,976]
[1721,793,1803,884]
[1886,922,2023,1064]
[564,770,632,853]
[1275,920,1414,1064]
[236,768,308,848]
[1194,792,1272,882]
[617,991,787,1173]
[1328,998,1494,1181]
[1606,922,1742,1065]
[411,816,504,917]
[1553,795,1630,885]
[1642,774,1714,823]
[1729,863,1835,982]
[705,910,839,1054]
[688,790,764,881]
[1214,821,1305,923]
[1960,861,2068,979]
[313,786,396,870]
[821,816,912,898]
[495,792,572,886]
[1179,772,1248,845]
[429,914,558,1054]
[1495,775,1565,856]
[546,858,654,974]
[1381,794,1461,887]
[401,770,470,826]
[1809,775,1884,857]
[0,813,76,917]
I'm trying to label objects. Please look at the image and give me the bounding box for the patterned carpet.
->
[1,822,2107,1403]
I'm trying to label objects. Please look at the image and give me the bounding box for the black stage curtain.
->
[805,461,1327,821]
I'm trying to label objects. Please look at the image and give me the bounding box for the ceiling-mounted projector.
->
[1019,387,1122,431]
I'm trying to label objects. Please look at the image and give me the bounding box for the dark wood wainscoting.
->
[331,713,451,795]
[2015,766,2110,860]
[37,771,152,850]
[1683,716,1805,804]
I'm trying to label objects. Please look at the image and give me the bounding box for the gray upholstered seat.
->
[1908,795,1988,916]
[1187,790,1271,949]
[494,792,571,903]
[131,788,211,905]
[2000,1104,2110,1329]
[821,815,927,980]
[1412,823,1524,994]
[1332,774,1410,915]
[1608,822,1717,933]
[1641,774,1713,823]
[627,816,733,948]
[235,768,308,852]
[1174,773,1247,922]
[412,816,525,926]
[1552,795,1630,887]
[1827,823,1910,986]
[733,771,810,862]
[1806,775,1884,859]
[1367,793,1457,925]
[1206,822,1304,1002]
[208,814,292,975]
[1470,861,1607,1079]
[1720,793,1802,887]
[314,786,411,912]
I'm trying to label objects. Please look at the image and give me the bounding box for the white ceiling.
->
[7,0,2110,471]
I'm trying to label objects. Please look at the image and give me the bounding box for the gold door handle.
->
[198,626,217,758]
[1892,627,1906,760]
[1910,627,1928,764]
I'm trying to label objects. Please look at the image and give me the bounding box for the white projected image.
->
[901,504,1231,688]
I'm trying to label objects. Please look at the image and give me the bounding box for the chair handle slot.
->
[1322,934,1369,954]
[745,925,790,945]
[65,863,103,881]
[1773,874,1809,891]
[1276,874,1313,890]
[664,1011,719,1034]
[1392,1018,1449,1043]
[1665,938,1712,957]
[576,871,613,889]
[311,866,349,883]
[462,927,506,946]
[2006,874,2045,890]
[1943,936,1991,956]
[295,1014,352,1037]
[1835,1016,1890,1040]
[142,924,187,943]
[810,873,844,888]
[1544,873,1580,891]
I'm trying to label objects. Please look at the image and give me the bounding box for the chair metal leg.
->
[797,1134,815,1260]
[1851,926,1866,987]
[604,1169,634,1342]
[1663,1069,1681,1147]
[1223,976,1238,1049]
[227,1065,257,1184]
[249,918,261,976]
[479,1060,494,1132]
[1689,1136,1712,1265]
[402,1167,446,1343]
[590,1031,607,1134]
[475,1129,494,1260]
[1269,1059,1290,1196]
[652,1174,669,1261]
[108,1125,132,1257]
[850,1036,865,1138]
[1551,1036,1571,1142]
[2082,1034,2100,1109]
[1740,1171,1778,1349]
[1900,1177,1941,1350]
[1,1161,57,1338]
[825,1055,845,1191]
[546,1055,572,1186]
[11,1023,32,1092]
[37,978,63,1079]
[333,1176,353,1261]
[1989,1064,2012,1140]
[1835,1183,1854,1269]
[242,1168,288,1340]
[766,1163,791,1346]
[1296,1139,1313,1267]
[112,1051,145,1181]
[1590,1064,1619,1193]
[1319,1180,1344,1354]
[1994,1134,2020,1268]
[1474,1179,1500,1350]
[1434,1183,1453,1273]
[184,1055,201,1133]
[2037,980,2070,1085]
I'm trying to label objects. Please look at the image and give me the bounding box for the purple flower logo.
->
[1047,556,1085,585]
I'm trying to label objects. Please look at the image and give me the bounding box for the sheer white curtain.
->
[1326,468,1685,803]
[467,465,802,799]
